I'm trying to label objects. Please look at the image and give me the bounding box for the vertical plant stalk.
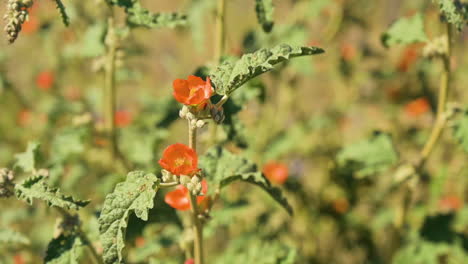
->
[418,23,452,168]
[397,23,453,232]
[214,0,226,63]
[188,120,204,264]
[210,0,227,145]
[104,14,118,159]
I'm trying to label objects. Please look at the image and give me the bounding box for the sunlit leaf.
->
[381,13,428,47]
[98,171,159,264]
[210,44,324,95]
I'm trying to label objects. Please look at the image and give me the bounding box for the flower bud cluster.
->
[180,175,204,196]
[0,168,15,198]
[161,169,178,183]
[179,106,207,130]
[3,0,33,43]
[423,36,448,59]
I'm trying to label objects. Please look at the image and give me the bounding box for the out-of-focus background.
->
[1,0,468,263]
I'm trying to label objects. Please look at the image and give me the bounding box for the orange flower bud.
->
[262,162,289,185]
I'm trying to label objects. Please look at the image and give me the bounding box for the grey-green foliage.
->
[50,126,89,163]
[44,233,84,264]
[53,0,70,26]
[0,228,30,245]
[453,110,468,153]
[392,233,468,264]
[336,132,398,178]
[381,13,428,47]
[63,23,106,58]
[215,235,298,264]
[14,141,41,173]
[255,0,275,33]
[210,44,324,96]
[107,0,186,28]
[437,0,468,30]
[15,175,90,210]
[98,171,159,264]
[199,146,293,215]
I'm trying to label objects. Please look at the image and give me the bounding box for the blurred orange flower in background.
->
[165,180,208,211]
[340,43,357,61]
[404,97,430,117]
[114,110,132,128]
[36,71,55,91]
[397,45,420,72]
[439,195,463,213]
[158,143,199,176]
[262,162,289,184]
[172,75,213,106]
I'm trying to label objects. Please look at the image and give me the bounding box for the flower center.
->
[174,158,190,167]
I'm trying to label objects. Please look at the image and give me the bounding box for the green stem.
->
[188,120,204,264]
[418,23,452,168]
[104,14,118,159]
[210,0,227,146]
[55,208,103,264]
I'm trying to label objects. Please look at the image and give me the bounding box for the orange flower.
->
[185,259,195,264]
[114,110,132,128]
[397,45,420,72]
[332,198,349,214]
[404,97,430,117]
[22,16,39,34]
[164,180,208,211]
[439,195,463,213]
[17,109,32,127]
[36,71,55,91]
[172,75,213,106]
[340,43,357,61]
[262,162,289,184]
[13,254,24,264]
[158,143,199,176]
[135,237,146,248]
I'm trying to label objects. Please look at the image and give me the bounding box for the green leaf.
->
[63,22,106,58]
[210,44,324,95]
[381,13,428,47]
[44,233,84,264]
[53,0,70,27]
[98,171,159,264]
[0,228,30,245]
[108,0,186,28]
[15,175,90,210]
[126,4,187,28]
[453,109,468,152]
[437,0,468,30]
[50,127,89,163]
[14,141,40,173]
[200,146,293,215]
[336,132,398,178]
[255,0,275,33]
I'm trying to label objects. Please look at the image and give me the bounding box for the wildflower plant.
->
[1,0,467,264]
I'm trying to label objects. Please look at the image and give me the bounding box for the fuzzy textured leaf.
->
[200,146,293,215]
[382,13,428,47]
[108,0,186,28]
[210,44,324,95]
[337,132,398,178]
[255,0,275,33]
[98,171,159,264]
[14,141,40,173]
[15,175,90,210]
[0,229,30,245]
[437,0,468,30]
[44,233,84,264]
